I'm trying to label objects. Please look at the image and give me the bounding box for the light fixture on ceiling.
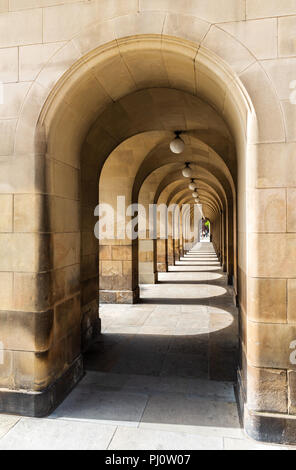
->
[182,162,192,178]
[192,190,198,198]
[170,131,185,154]
[188,179,196,191]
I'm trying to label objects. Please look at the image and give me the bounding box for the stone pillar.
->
[81,177,101,351]
[174,238,180,261]
[139,239,157,284]
[237,141,296,445]
[227,202,234,285]
[211,215,221,259]
[219,211,223,263]
[180,235,185,257]
[222,210,227,271]
[167,236,175,266]
[0,153,94,417]
[157,238,168,272]
[99,243,139,304]
[167,212,175,266]
[219,212,223,265]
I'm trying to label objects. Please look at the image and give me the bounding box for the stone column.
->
[157,238,168,272]
[212,215,221,258]
[238,139,296,445]
[174,238,180,261]
[222,210,227,271]
[167,236,175,266]
[219,211,223,263]
[81,165,102,350]
[227,202,234,285]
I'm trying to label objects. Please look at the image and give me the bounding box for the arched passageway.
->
[94,242,238,385]
[1,9,295,445]
[199,218,211,243]
[36,40,241,421]
[54,241,241,448]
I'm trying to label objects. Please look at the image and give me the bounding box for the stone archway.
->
[0,7,294,444]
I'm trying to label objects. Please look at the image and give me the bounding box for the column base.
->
[244,408,296,446]
[0,355,84,418]
[167,256,175,266]
[237,369,296,445]
[81,299,101,352]
[99,287,140,304]
[82,318,101,352]
[157,262,167,272]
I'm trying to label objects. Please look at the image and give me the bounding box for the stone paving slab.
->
[140,392,240,434]
[78,371,236,401]
[111,350,167,376]
[168,265,221,272]
[0,243,293,450]
[0,413,291,450]
[0,418,116,450]
[109,426,223,450]
[49,387,149,427]
[160,352,209,379]
[139,422,244,440]
[0,414,20,439]
[80,371,129,388]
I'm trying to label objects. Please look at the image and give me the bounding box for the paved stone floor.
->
[0,243,292,450]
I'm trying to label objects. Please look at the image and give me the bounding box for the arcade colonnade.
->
[0,1,295,445]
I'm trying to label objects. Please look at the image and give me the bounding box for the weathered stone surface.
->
[52,264,80,305]
[14,272,52,312]
[247,278,287,324]
[0,8,42,47]
[112,245,133,261]
[0,309,54,352]
[247,321,296,370]
[247,0,296,19]
[99,290,117,304]
[247,366,287,414]
[54,294,81,342]
[0,272,13,310]
[0,195,13,232]
[0,356,83,417]
[0,1,295,447]
[288,279,296,324]
[81,277,98,306]
[0,350,14,389]
[288,370,296,415]
[116,288,139,304]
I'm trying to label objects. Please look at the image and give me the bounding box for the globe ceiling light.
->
[188,179,196,191]
[192,191,198,198]
[170,131,185,154]
[182,162,193,178]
